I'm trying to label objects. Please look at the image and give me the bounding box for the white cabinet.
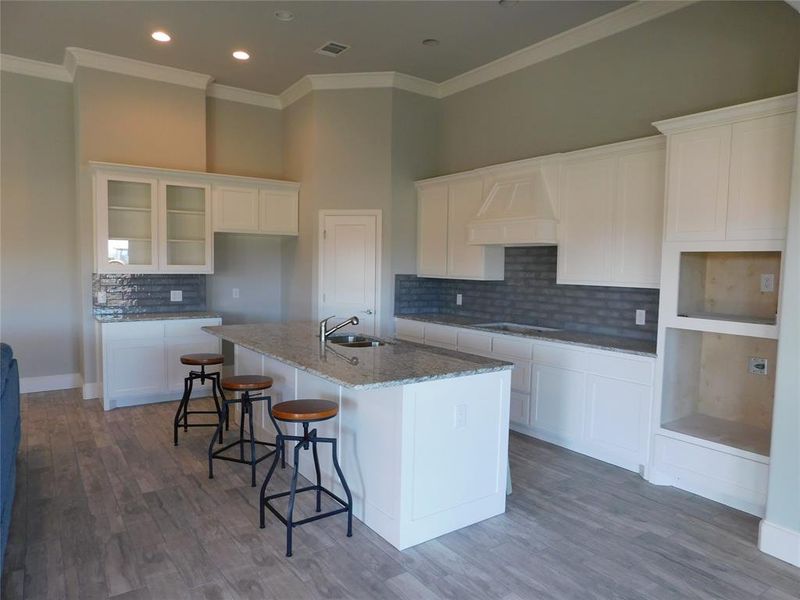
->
[100,317,221,410]
[556,137,665,288]
[394,317,655,473]
[655,94,796,242]
[259,188,298,235]
[212,183,299,235]
[416,176,504,280]
[159,179,213,272]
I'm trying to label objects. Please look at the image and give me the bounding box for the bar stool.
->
[208,375,284,487]
[259,399,353,557]
[173,353,227,446]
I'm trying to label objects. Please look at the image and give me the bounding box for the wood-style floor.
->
[3,390,799,600]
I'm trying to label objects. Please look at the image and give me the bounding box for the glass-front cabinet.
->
[94,167,213,274]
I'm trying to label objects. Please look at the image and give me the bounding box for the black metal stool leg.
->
[183,376,194,432]
[247,395,258,487]
[312,435,322,512]
[265,396,286,470]
[210,374,223,444]
[208,400,230,479]
[260,433,283,529]
[286,442,303,557]
[238,396,247,462]
[331,437,353,537]
[173,376,190,446]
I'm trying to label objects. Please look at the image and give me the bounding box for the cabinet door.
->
[531,364,585,440]
[664,125,731,241]
[727,113,795,241]
[417,184,449,277]
[105,338,166,403]
[212,184,260,232]
[557,156,616,284]
[159,179,212,273]
[510,391,531,427]
[96,172,159,273]
[612,147,665,287]
[260,188,299,235]
[165,335,222,394]
[585,375,649,467]
[447,177,487,279]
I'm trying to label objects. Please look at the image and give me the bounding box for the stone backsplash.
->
[395,246,659,341]
[93,273,207,317]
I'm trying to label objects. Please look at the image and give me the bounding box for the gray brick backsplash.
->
[395,246,659,342]
[93,273,206,316]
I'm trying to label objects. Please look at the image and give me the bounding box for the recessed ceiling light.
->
[274,10,294,22]
[422,38,440,47]
[232,50,250,61]
[151,31,171,43]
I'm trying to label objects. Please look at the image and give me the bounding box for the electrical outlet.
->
[760,274,775,293]
[635,309,646,326]
[96,290,107,305]
[454,404,467,429]
[748,357,768,376]
[456,293,463,306]
[232,288,240,299]
[170,290,183,302]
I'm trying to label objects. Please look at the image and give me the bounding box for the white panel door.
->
[613,147,665,287]
[557,156,616,284]
[417,184,448,277]
[447,177,486,279]
[320,214,378,335]
[105,338,166,402]
[212,184,260,232]
[664,125,731,241]
[727,112,795,241]
[259,188,299,235]
[531,364,585,440]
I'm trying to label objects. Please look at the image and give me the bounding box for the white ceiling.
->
[1,1,630,94]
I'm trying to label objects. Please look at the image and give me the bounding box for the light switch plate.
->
[232,288,240,299]
[635,309,646,326]
[170,290,183,302]
[456,293,463,306]
[96,290,107,305]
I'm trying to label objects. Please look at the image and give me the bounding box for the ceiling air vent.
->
[315,41,350,57]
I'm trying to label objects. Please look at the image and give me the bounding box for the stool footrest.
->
[211,438,277,466]
[264,485,349,527]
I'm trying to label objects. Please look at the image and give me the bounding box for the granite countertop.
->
[94,311,222,323]
[396,314,657,357]
[202,322,513,390]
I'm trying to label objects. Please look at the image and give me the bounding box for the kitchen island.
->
[202,322,513,550]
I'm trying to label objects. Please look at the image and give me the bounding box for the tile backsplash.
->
[395,246,659,341]
[93,273,206,317]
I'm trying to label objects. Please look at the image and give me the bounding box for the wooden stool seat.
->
[221,375,273,392]
[180,353,224,366]
[272,399,338,422]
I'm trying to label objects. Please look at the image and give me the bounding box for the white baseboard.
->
[759,520,800,567]
[20,372,82,393]
[82,382,101,400]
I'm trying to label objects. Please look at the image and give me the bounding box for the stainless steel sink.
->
[327,334,386,348]
[474,322,562,334]
[339,340,385,348]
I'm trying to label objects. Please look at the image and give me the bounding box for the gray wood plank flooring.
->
[3,389,799,599]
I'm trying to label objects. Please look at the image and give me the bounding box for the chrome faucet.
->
[319,315,360,344]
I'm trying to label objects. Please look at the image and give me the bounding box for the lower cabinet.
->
[100,317,221,410]
[395,318,655,474]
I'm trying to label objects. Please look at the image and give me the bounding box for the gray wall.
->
[0,72,80,379]
[439,0,800,173]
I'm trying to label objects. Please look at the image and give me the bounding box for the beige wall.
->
[439,1,800,173]
[0,72,80,378]
[73,67,208,385]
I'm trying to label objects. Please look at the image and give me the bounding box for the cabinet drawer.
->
[395,319,425,342]
[425,324,457,348]
[457,330,493,355]
[102,321,165,340]
[492,336,533,360]
[164,318,221,338]
[587,352,653,385]
[532,342,587,371]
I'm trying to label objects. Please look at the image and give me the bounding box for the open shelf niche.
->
[660,328,775,457]
[677,250,781,325]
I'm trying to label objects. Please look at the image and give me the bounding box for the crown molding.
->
[207,83,282,109]
[0,53,72,82]
[279,76,315,108]
[64,47,212,89]
[653,93,798,134]
[438,0,697,98]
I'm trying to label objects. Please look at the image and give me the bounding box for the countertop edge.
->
[395,314,657,358]
[95,312,222,323]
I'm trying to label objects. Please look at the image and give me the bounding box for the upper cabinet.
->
[654,94,796,243]
[556,137,666,288]
[416,175,504,280]
[93,163,299,275]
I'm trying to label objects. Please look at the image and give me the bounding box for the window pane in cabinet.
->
[106,180,153,266]
[165,184,206,266]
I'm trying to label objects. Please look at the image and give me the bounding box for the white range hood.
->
[467,156,560,246]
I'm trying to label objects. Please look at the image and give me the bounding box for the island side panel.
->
[398,370,511,550]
